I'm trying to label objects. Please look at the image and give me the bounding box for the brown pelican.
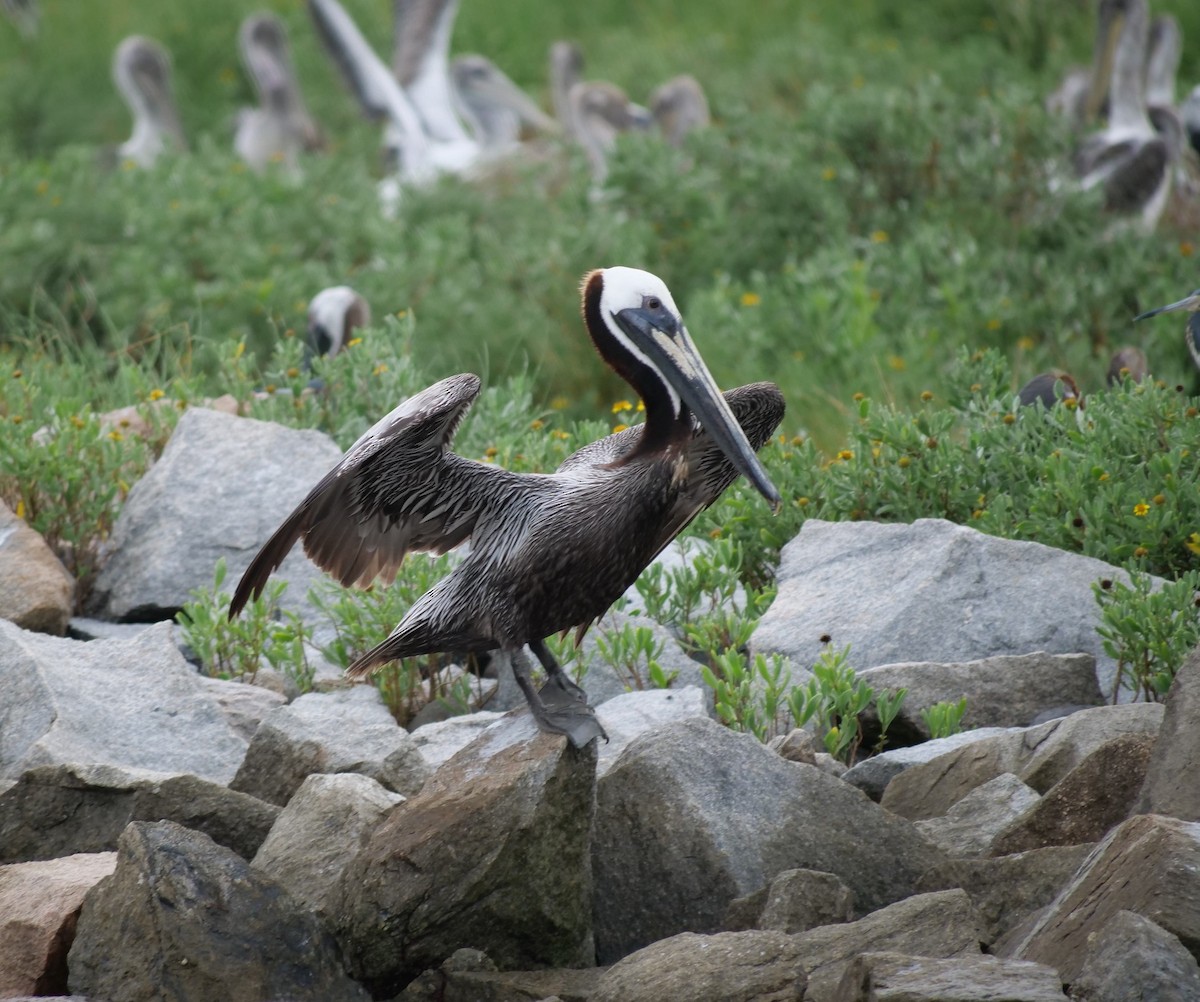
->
[230,267,784,746]
[450,54,558,154]
[569,82,653,183]
[1135,289,1200,372]
[1106,346,1149,385]
[1073,0,1170,233]
[235,13,322,174]
[112,36,186,168]
[306,285,370,360]
[1184,86,1200,154]
[1017,372,1083,409]
[2,0,37,38]
[549,41,585,138]
[1046,0,1126,127]
[650,75,710,148]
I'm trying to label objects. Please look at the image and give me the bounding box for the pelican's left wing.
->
[230,373,488,616]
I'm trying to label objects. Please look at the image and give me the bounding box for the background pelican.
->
[235,13,323,174]
[230,267,783,747]
[1072,0,1170,233]
[549,40,585,139]
[1,0,37,39]
[568,81,653,183]
[1136,289,1200,372]
[450,54,558,154]
[1183,85,1200,154]
[1106,345,1149,385]
[650,74,710,148]
[306,285,370,361]
[1017,371,1083,409]
[112,36,186,169]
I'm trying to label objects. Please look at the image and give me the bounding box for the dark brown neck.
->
[581,271,688,457]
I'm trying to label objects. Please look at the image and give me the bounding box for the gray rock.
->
[752,518,1146,698]
[914,773,1042,857]
[917,843,1095,945]
[991,733,1156,855]
[831,952,1065,1002]
[592,716,943,963]
[410,711,507,769]
[595,685,711,776]
[0,500,73,634]
[0,620,247,784]
[91,406,343,620]
[68,821,368,1001]
[230,685,430,805]
[195,675,287,742]
[590,931,806,1002]
[881,703,1164,821]
[725,868,855,934]
[793,889,984,1002]
[843,728,1020,802]
[1005,814,1200,982]
[252,772,403,917]
[66,617,157,642]
[0,852,116,997]
[1069,909,1200,1001]
[398,954,603,1002]
[333,714,597,996]
[860,652,1103,736]
[1137,646,1200,821]
[768,728,819,764]
[0,763,279,864]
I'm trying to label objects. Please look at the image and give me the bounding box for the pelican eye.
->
[644,296,662,311]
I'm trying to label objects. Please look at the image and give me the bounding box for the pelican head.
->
[1145,15,1181,109]
[1106,346,1149,385]
[569,82,653,182]
[650,75,710,148]
[451,54,558,150]
[549,41,585,133]
[1136,290,1200,372]
[238,13,322,162]
[1017,372,1083,410]
[1087,0,1149,128]
[112,36,186,167]
[588,266,781,511]
[306,286,371,360]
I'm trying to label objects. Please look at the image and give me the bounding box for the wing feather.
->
[230,373,487,617]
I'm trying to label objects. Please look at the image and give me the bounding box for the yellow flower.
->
[709,528,722,539]
[898,456,910,468]
[234,341,245,359]
[70,415,86,429]
[870,230,889,244]
[1135,546,1149,558]
[15,500,26,519]
[612,399,632,413]
[347,337,363,348]
[484,446,498,458]
[970,383,982,393]
[1098,472,1109,481]
[613,423,629,433]
[529,419,545,431]
[1133,503,1150,517]
[1003,413,1016,425]
[108,430,124,442]
[1186,533,1200,555]
[986,318,1001,331]
[853,392,865,402]
[920,390,933,402]
[286,367,300,378]
[797,497,810,507]
[740,292,761,307]
[887,355,906,372]
[219,66,236,84]
[552,429,570,440]
[1016,336,1035,351]
[148,388,165,401]
[550,396,569,411]
[636,401,645,412]
[1182,241,1195,258]
[821,167,837,181]
[972,509,984,519]
[372,363,388,376]
[837,450,853,461]
[1154,494,1166,505]
[35,179,48,195]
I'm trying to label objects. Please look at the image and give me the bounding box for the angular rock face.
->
[0,853,116,996]
[880,703,1164,821]
[859,651,1103,735]
[917,843,1094,946]
[90,406,343,620]
[0,620,247,784]
[0,763,279,864]
[1006,814,1200,982]
[990,733,1155,855]
[333,714,598,997]
[594,685,711,776]
[913,773,1041,858]
[67,821,369,1002]
[1069,909,1200,1002]
[195,676,287,743]
[751,518,1143,697]
[830,952,1065,1002]
[724,868,855,934]
[1138,646,1200,821]
[0,501,74,634]
[230,686,431,806]
[590,931,807,1002]
[592,717,943,964]
[252,772,404,917]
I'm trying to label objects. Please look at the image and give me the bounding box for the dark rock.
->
[0,763,279,864]
[333,714,596,996]
[842,728,1018,802]
[831,951,1065,1002]
[881,704,1163,821]
[724,869,855,934]
[396,948,603,1002]
[252,772,403,917]
[913,773,1041,857]
[917,843,1095,945]
[1006,814,1200,982]
[991,733,1156,855]
[793,889,984,1002]
[751,518,1146,698]
[0,853,115,996]
[590,931,806,1002]
[230,686,430,806]
[67,820,369,1001]
[1069,909,1200,1001]
[1137,646,1200,821]
[767,728,819,765]
[592,717,943,963]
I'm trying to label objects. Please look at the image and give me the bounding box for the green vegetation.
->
[5,1,1200,728]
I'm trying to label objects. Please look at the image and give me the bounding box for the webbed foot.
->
[533,673,608,748]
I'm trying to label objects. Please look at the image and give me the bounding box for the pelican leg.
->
[509,641,607,748]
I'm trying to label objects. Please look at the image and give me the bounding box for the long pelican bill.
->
[1085,2,1124,121]
[612,305,782,511]
[1135,290,1200,321]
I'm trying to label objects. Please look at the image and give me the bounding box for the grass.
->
[4,1,1200,705]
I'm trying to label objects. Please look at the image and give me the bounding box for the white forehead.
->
[308,286,360,325]
[599,267,680,316]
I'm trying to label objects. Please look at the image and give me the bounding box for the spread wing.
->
[392,0,457,88]
[230,373,491,617]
